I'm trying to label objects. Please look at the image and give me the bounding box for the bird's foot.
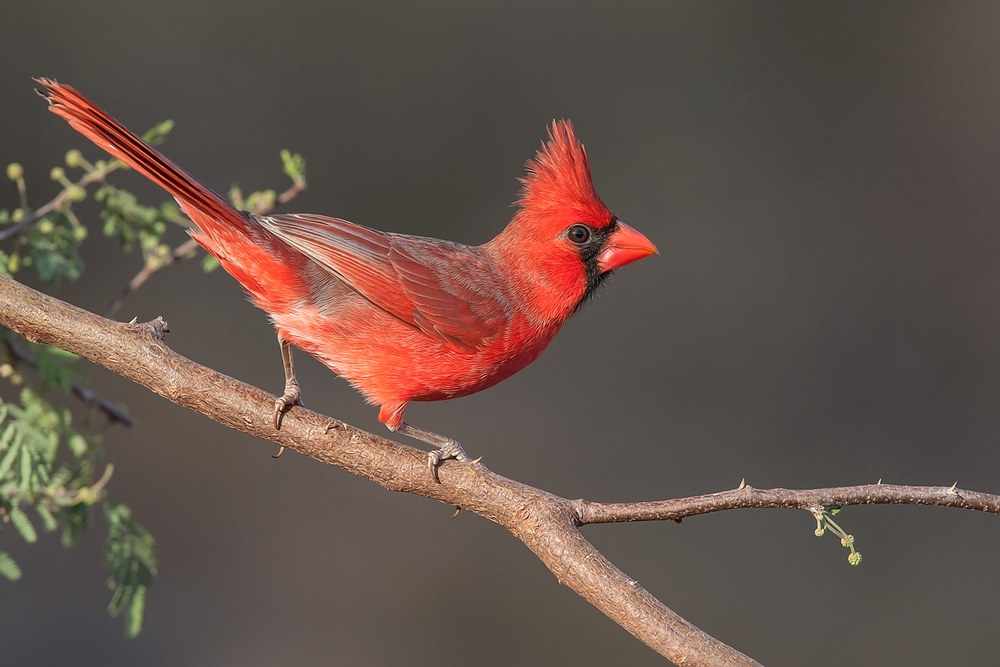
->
[271,378,303,458]
[273,378,303,429]
[395,422,473,483]
[426,439,471,483]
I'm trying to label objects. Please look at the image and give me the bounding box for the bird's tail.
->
[35,78,254,245]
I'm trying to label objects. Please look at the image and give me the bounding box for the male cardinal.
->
[37,78,657,481]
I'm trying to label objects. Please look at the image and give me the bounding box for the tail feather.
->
[35,78,252,241]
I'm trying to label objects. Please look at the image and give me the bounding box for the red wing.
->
[257,213,509,351]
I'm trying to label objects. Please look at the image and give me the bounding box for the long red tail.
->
[35,78,253,244]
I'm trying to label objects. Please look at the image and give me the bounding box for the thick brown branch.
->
[0,274,758,667]
[573,483,1000,525]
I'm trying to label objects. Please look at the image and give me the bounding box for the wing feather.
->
[257,213,508,350]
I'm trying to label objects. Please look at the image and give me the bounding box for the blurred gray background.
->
[3,2,1000,665]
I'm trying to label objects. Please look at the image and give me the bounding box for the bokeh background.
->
[4,2,1000,665]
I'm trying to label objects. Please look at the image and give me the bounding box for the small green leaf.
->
[280,149,306,183]
[0,552,22,581]
[126,585,146,637]
[18,445,33,488]
[103,502,157,636]
[61,504,89,547]
[0,421,16,454]
[67,433,89,459]
[141,120,174,146]
[0,437,20,479]
[9,506,37,543]
[36,505,58,532]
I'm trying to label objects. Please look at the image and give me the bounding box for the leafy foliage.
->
[2,122,306,637]
[104,503,157,637]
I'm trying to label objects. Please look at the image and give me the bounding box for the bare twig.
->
[2,336,134,427]
[104,238,200,317]
[3,274,1000,666]
[572,482,1000,525]
[104,177,306,317]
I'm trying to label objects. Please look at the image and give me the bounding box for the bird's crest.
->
[516,120,611,226]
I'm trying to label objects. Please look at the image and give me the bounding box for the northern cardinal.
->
[37,78,657,480]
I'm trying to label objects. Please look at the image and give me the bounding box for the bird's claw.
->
[427,439,471,483]
[272,378,303,430]
[272,379,303,458]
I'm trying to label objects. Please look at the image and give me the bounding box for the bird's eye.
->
[567,224,591,244]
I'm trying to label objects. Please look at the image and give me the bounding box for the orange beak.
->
[596,221,658,273]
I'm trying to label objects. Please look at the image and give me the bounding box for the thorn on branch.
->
[136,317,169,341]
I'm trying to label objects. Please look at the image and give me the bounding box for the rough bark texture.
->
[4,274,1000,665]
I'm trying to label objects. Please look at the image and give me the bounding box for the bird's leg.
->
[272,336,303,457]
[395,422,471,483]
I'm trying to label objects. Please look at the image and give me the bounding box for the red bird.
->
[37,78,657,480]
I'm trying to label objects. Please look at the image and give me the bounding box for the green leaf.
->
[0,436,21,480]
[67,433,89,459]
[141,120,174,146]
[126,585,146,637]
[23,213,86,284]
[0,552,22,581]
[9,506,37,543]
[0,421,16,454]
[61,503,89,547]
[18,445,33,489]
[280,149,306,183]
[103,503,157,636]
[36,504,58,532]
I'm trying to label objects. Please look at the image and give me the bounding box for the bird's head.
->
[492,120,657,321]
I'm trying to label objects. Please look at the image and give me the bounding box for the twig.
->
[104,238,200,317]
[2,337,134,427]
[104,177,306,318]
[572,482,1000,525]
[0,161,120,243]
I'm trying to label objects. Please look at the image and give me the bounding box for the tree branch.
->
[573,482,1000,525]
[3,274,999,665]
[0,274,758,667]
